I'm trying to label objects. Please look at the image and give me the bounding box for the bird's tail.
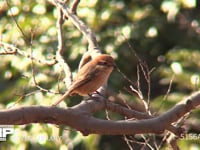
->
[52,90,70,106]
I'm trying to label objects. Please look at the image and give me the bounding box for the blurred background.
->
[0,0,200,149]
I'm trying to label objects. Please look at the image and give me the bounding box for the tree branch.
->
[0,41,57,65]
[49,0,100,51]
[55,6,73,89]
[0,91,199,135]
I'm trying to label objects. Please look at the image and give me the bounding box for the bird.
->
[52,54,115,106]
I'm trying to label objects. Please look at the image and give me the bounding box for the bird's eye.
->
[103,61,108,65]
[98,61,108,66]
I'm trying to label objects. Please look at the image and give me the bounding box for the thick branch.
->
[0,105,164,135]
[0,91,199,135]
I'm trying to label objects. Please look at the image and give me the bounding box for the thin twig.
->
[30,32,59,95]
[123,135,134,150]
[0,42,57,65]
[136,64,144,99]
[56,5,73,88]
[70,0,80,14]
[5,0,29,44]
[167,134,180,150]
[57,8,65,55]
[122,33,153,114]
[105,109,111,120]
[157,75,174,113]
[140,135,154,150]
[7,90,42,109]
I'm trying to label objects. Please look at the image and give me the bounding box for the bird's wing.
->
[68,65,100,92]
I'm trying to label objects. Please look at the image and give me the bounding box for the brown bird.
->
[52,54,115,106]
